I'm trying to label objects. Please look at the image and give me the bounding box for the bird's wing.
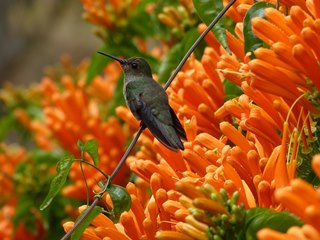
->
[127,97,143,120]
[169,107,187,141]
[129,96,184,151]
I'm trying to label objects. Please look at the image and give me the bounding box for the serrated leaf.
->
[40,156,74,210]
[78,139,99,166]
[106,184,132,216]
[243,2,275,58]
[71,206,103,240]
[193,0,229,51]
[244,208,303,240]
[158,28,199,83]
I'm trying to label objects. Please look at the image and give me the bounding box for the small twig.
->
[60,1,235,239]
[79,161,90,206]
[74,159,109,179]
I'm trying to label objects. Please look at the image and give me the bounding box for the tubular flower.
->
[0,145,45,239]
[156,182,245,240]
[36,61,129,200]
[94,100,298,238]
[248,6,320,111]
[88,61,122,101]
[166,53,225,138]
[0,145,26,206]
[0,146,25,240]
[62,0,320,239]
[206,2,320,128]
[257,154,320,240]
[211,4,319,151]
[80,0,140,29]
[158,0,199,39]
[14,108,53,150]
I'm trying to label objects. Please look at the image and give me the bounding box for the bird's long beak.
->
[97,51,126,64]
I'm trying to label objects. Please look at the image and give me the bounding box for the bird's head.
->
[98,52,152,77]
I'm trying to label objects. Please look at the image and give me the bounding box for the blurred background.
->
[0,0,100,87]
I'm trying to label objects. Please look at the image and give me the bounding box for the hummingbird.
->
[98,52,186,151]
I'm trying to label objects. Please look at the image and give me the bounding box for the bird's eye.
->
[131,62,138,69]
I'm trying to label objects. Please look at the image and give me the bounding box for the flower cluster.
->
[0,145,47,239]
[81,0,140,30]
[258,154,320,239]
[41,65,131,199]
[62,0,320,239]
[1,0,320,239]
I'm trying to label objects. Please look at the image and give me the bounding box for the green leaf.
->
[244,208,303,240]
[106,184,132,217]
[223,79,243,101]
[40,156,74,210]
[243,2,275,57]
[77,140,85,153]
[71,206,103,240]
[193,0,229,51]
[78,139,99,166]
[158,28,200,83]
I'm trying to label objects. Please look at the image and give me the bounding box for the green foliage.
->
[223,80,243,101]
[127,0,160,38]
[105,184,132,220]
[193,0,229,51]
[77,139,99,166]
[13,150,71,239]
[189,185,303,240]
[40,156,74,210]
[243,2,275,58]
[242,208,303,240]
[158,28,200,83]
[38,138,132,237]
[0,86,42,143]
[0,113,22,141]
[71,206,103,240]
[13,193,36,233]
